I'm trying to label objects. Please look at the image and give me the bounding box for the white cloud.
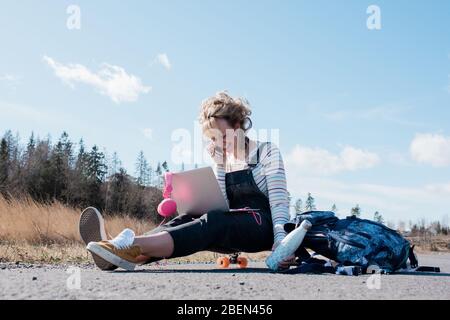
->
[410,133,450,167]
[285,144,380,175]
[284,143,450,222]
[285,171,450,222]
[154,53,172,71]
[142,128,153,140]
[43,55,151,103]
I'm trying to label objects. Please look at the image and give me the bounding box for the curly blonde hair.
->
[198,91,253,137]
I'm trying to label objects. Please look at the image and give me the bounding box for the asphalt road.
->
[1,253,449,300]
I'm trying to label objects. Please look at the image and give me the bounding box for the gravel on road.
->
[1,253,449,300]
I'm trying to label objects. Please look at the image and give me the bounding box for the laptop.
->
[170,167,260,216]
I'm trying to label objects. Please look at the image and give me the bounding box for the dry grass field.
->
[0,196,448,265]
[0,196,270,264]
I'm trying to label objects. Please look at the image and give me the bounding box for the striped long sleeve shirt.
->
[211,141,290,245]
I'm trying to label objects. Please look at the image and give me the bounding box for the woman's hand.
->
[207,141,225,165]
[207,140,217,156]
[271,242,296,270]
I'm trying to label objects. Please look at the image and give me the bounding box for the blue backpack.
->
[284,211,414,273]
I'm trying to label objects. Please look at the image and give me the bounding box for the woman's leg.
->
[143,214,196,236]
[134,231,174,258]
[131,209,228,260]
[138,214,198,264]
[88,209,274,270]
[133,209,273,261]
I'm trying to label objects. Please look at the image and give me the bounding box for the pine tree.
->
[76,139,89,176]
[3,131,21,193]
[3,131,16,162]
[155,162,162,188]
[161,161,169,172]
[25,132,36,163]
[373,211,384,224]
[106,167,132,214]
[60,132,74,168]
[145,162,153,187]
[87,145,107,183]
[66,138,89,205]
[155,162,162,175]
[304,193,316,211]
[110,152,122,176]
[0,138,9,194]
[294,198,303,215]
[50,132,74,201]
[0,129,169,219]
[135,151,149,186]
[50,139,66,199]
[351,204,361,217]
[331,203,337,213]
[287,191,292,218]
[28,137,53,200]
[85,145,107,208]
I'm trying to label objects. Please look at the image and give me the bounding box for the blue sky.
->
[0,0,449,225]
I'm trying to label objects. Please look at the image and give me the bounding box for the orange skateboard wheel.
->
[217,256,230,268]
[237,256,248,268]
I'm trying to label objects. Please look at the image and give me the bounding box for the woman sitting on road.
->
[79,91,294,271]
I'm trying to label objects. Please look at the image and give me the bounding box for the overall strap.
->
[247,141,269,168]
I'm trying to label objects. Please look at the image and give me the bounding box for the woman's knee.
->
[202,209,231,227]
[195,210,232,244]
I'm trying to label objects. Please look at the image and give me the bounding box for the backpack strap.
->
[408,245,418,268]
[279,263,336,275]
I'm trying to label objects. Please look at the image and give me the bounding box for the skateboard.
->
[216,252,248,269]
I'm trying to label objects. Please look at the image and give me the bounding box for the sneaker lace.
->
[110,229,135,250]
[115,243,133,250]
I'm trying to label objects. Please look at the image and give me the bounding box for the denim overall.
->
[143,141,274,261]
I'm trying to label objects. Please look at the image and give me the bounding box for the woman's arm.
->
[259,142,290,246]
[208,142,229,205]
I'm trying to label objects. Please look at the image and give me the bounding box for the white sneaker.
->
[109,228,136,249]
